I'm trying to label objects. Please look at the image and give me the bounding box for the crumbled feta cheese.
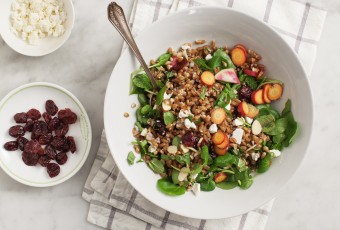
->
[225,103,231,111]
[209,124,218,134]
[184,119,197,129]
[140,128,147,136]
[179,109,191,118]
[270,149,281,157]
[163,92,172,100]
[148,145,156,153]
[162,100,171,111]
[10,0,67,45]
[251,152,260,161]
[189,62,195,67]
[245,117,253,124]
[232,117,244,126]
[145,133,154,141]
[191,183,200,196]
[232,128,244,144]
[205,54,212,61]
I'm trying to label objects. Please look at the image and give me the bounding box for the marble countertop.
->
[0,0,339,229]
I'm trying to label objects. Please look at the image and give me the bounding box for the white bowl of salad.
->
[104,7,312,219]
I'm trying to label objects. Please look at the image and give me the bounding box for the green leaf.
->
[216,181,238,190]
[200,86,207,99]
[141,105,152,115]
[136,108,148,125]
[127,151,135,165]
[163,112,176,125]
[149,53,171,68]
[200,177,216,191]
[171,170,179,184]
[201,145,210,165]
[166,71,175,79]
[161,154,173,160]
[266,118,289,135]
[256,114,276,133]
[281,99,292,117]
[212,49,236,69]
[157,178,186,196]
[137,94,148,106]
[273,133,286,143]
[191,163,203,175]
[175,154,190,165]
[132,74,153,90]
[193,59,213,71]
[238,178,253,189]
[207,56,222,69]
[235,170,253,189]
[257,154,272,173]
[172,136,181,147]
[283,120,298,147]
[156,86,167,106]
[134,121,143,131]
[236,158,247,172]
[214,154,237,167]
[244,76,258,90]
[148,158,165,174]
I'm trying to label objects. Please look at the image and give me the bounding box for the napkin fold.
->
[83,0,326,229]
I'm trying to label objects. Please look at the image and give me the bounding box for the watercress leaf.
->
[273,133,286,144]
[238,178,253,189]
[156,86,166,106]
[281,99,292,117]
[141,105,153,115]
[213,49,236,69]
[132,74,153,90]
[244,76,258,90]
[266,118,289,135]
[161,154,172,160]
[193,59,213,71]
[163,112,176,125]
[175,154,190,165]
[191,163,203,175]
[283,120,298,147]
[150,53,171,68]
[214,154,237,167]
[200,177,216,191]
[236,158,247,172]
[148,158,165,174]
[216,181,238,190]
[138,94,148,106]
[148,109,161,119]
[207,55,222,69]
[127,151,135,165]
[201,145,209,165]
[256,114,276,133]
[257,154,272,173]
[157,178,185,196]
[166,71,175,79]
[172,136,181,147]
[200,86,207,99]
[135,121,143,131]
[195,172,207,183]
[136,108,148,125]
[235,170,253,189]
[171,170,179,184]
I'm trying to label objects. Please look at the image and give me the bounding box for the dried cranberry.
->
[38,133,52,145]
[172,57,188,72]
[181,132,198,147]
[56,152,68,165]
[24,140,43,154]
[14,112,28,123]
[24,119,34,132]
[45,100,58,116]
[33,121,49,136]
[38,155,51,167]
[58,108,77,125]
[22,151,39,166]
[27,108,41,120]
[31,132,39,140]
[55,123,69,137]
[48,117,60,131]
[9,125,25,137]
[46,163,60,178]
[238,85,253,101]
[17,136,28,151]
[51,136,67,151]
[4,141,18,151]
[153,120,166,136]
[44,145,57,159]
[42,112,52,124]
[67,136,76,153]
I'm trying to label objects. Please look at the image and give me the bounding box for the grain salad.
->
[128,40,298,196]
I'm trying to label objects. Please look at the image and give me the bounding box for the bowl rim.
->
[104,5,314,219]
[0,0,75,57]
[0,82,92,187]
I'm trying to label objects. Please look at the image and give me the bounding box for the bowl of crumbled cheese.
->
[0,0,74,56]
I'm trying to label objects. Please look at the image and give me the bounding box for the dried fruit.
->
[17,136,28,151]
[181,132,198,147]
[55,123,69,137]
[33,121,49,136]
[14,112,28,123]
[67,136,76,153]
[4,141,18,151]
[38,133,52,145]
[27,108,41,120]
[51,136,67,151]
[58,108,77,124]
[238,85,253,101]
[153,120,166,136]
[24,119,34,132]
[44,145,57,159]
[48,117,60,131]
[38,155,51,167]
[22,151,39,166]
[42,112,52,124]
[56,152,68,165]
[24,140,43,155]
[9,125,25,137]
[45,100,58,116]
[47,163,60,178]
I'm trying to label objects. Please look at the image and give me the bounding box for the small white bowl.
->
[0,82,92,187]
[0,0,75,56]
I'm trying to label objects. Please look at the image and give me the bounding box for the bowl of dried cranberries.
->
[0,82,92,187]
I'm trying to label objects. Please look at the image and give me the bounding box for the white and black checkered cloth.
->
[83,0,326,229]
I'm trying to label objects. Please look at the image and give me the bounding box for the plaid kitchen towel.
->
[83,0,327,229]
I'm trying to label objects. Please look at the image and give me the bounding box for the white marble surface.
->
[0,0,339,229]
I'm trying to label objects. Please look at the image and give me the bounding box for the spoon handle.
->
[107,2,158,89]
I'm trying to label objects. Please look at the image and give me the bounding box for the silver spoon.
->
[107,2,158,90]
